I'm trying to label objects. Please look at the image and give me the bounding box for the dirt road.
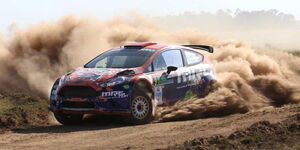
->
[0,105,299,150]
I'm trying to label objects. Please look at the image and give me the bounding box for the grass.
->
[0,93,49,129]
[289,50,300,57]
[0,98,14,115]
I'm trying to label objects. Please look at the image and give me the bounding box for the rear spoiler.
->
[182,45,214,53]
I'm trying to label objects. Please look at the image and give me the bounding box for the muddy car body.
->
[49,42,216,124]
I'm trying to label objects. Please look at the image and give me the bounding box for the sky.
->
[0,0,299,32]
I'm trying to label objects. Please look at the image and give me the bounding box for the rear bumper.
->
[48,106,130,115]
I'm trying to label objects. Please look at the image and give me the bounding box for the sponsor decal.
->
[176,82,197,89]
[154,86,163,105]
[153,75,174,85]
[176,66,211,84]
[176,78,205,89]
[184,90,193,99]
[101,91,129,99]
[123,84,130,89]
[152,65,212,86]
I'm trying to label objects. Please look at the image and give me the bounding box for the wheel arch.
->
[132,78,154,100]
[127,78,155,124]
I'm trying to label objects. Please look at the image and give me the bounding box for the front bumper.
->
[49,80,135,115]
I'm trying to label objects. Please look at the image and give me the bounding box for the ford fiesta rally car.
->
[49,42,216,125]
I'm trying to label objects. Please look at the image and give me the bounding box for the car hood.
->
[61,67,127,84]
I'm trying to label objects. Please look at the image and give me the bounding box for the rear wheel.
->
[54,112,83,125]
[198,79,218,98]
[129,92,153,124]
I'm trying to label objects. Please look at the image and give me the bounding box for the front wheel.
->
[54,112,83,125]
[129,93,153,124]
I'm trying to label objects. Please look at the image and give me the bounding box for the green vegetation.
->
[0,93,49,130]
[289,51,300,57]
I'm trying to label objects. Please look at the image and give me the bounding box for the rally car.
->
[49,42,216,125]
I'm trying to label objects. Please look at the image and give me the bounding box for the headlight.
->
[100,76,130,87]
[50,79,60,101]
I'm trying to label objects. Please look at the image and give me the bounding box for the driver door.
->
[152,49,186,105]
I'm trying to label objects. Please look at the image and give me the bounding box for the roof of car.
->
[122,42,213,54]
[123,42,169,51]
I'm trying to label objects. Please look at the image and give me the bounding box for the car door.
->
[181,49,209,97]
[151,49,186,105]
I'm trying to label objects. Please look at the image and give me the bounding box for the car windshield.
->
[84,48,155,68]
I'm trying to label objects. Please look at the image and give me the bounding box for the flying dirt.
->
[158,47,300,121]
[0,15,300,122]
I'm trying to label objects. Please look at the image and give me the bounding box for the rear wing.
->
[182,45,214,53]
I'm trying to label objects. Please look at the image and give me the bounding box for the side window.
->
[162,50,183,67]
[183,50,203,66]
[144,63,153,73]
[153,54,167,71]
[153,49,183,71]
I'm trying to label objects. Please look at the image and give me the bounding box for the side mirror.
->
[167,66,177,74]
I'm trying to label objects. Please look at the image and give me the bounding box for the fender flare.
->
[132,79,154,99]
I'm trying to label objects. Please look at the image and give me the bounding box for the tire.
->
[129,92,153,124]
[198,79,218,98]
[54,112,83,125]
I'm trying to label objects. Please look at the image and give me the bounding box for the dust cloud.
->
[152,9,300,50]
[158,45,300,121]
[0,14,299,121]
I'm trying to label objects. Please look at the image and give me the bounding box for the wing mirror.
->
[167,66,178,74]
